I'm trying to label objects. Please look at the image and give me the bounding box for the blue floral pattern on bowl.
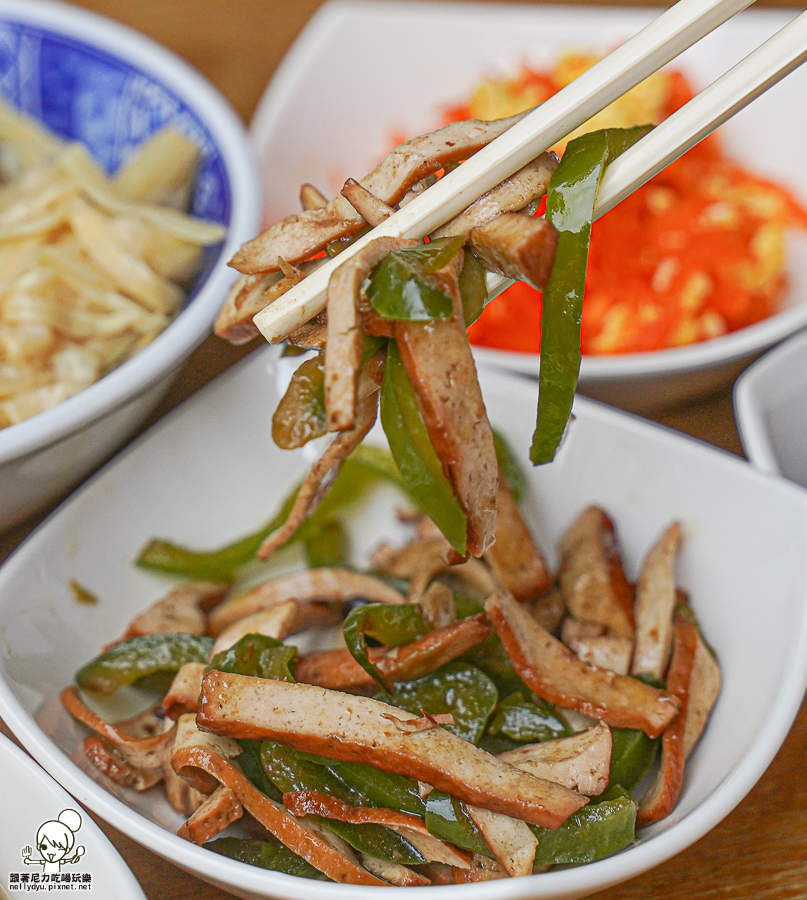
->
[0,20,231,305]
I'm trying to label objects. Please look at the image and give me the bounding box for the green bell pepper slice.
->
[380,340,467,554]
[271,353,327,450]
[237,739,282,801]
[492,429,528,502]
[531,786,638,867]
[458,249,488,327]
[75,633,213,696]
[608,728,658,792]
[376,662,499,745]
[531,126,652,465]
[343,602,430,690]
[303,518,347,568]
[486,691,569,744]
[134,444,407,582]
[209,633,297,682]
[259,742,423,864]
[367,235,465,321]
[206,836,327,880]
[424,791,494,859]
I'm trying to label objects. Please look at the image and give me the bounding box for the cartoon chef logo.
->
[22,809,85,873]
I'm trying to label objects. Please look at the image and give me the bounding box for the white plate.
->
[733,327,807,485]
[1,348,807,899]
[250,0,807,412]
[0,730,146,898]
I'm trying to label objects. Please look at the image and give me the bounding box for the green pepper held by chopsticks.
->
[531,126,652,465]
[380,340,467,554]
[75,633,213,696]
[367,235,465,321]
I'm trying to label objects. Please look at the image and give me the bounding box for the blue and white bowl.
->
[0,0,261,529]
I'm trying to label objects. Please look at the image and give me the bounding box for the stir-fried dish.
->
[63,446,720,884]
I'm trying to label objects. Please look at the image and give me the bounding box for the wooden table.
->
[2,0,806,897]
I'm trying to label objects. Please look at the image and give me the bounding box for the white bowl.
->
[733,327,807,486]
[1,350,807,900]
[250,0,807,412]
[0,730,147,899]
[0,0,261,531]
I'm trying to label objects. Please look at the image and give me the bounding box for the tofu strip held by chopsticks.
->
[197,672,588,828]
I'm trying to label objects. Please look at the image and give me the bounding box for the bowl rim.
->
[0,0,261,466]
[2,355,807,899]
[733,326,807,476]
[248,0,806,391]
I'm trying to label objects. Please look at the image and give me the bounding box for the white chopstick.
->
[482,7,807,306]
[254,0,756,344]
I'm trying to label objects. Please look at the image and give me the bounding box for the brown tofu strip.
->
[485,476,551,602]
[569,635,633,676]
[465,806,537,877]
[486,591,679,738]
[163,662,207,720]
[632,522,682,680]
[469,212,558,290]
[683,630,721,759]
[294,613,491,691]
[559,507,635,638]
[230,111,532,274]
[119,582,226,643]
[177,785,243,845]
[359,855,431,887]
[498,722,612,797]
[197,673,587,828]
[83,735,162,791]
[637,616,698,827]
[396,316,498,557]
[171,715,385,885]
[208,568,404,636]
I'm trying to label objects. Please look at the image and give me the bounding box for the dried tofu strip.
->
[325,236,416,431]
[396,313,498,557]
[171,715,385,885]
[683,626,721,759]
[468,212,558,289]
[294,613,491,691]
[163,662,207,720]
[177,785,243,844]
[83,735,163,791]
[465,806,537,877]
[119,582,226,642]
[631,522,682,680]
[569,635,633,676]
[559,507,635,639]
[340,178,395,226]
[198,673,588,828]
[212,600,342,656]
[230,110,532,274]
[257,385,382,561]
[453,856,509,882]
[431,153,558,239]
[284,791,469,869]
[498,722,612,796]
[300,183,328,211]
[486,591,679,738]
[61,686,175,771]
[485,477,551,602]
[637,615,698,826]
[209,568,403,637]
[359,854,431,886]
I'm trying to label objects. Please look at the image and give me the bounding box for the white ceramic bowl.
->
[0,731,147,899]
[733,327,807,486]
[0,0,261,530]
[250,0,807,413]
[1,350,807,900]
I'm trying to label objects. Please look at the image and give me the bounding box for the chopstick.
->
[481,7,807,306]
[253,0,757,344]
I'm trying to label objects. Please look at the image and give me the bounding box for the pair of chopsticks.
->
[254,0,807,344]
